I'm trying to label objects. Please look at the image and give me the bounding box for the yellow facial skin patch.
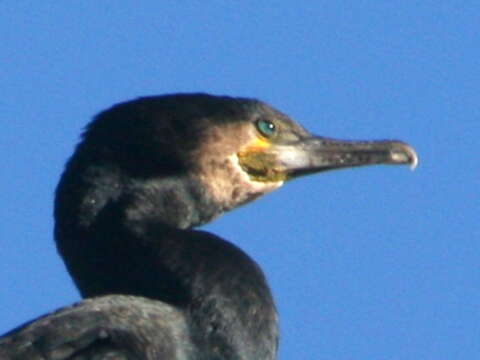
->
[237,137,288,183]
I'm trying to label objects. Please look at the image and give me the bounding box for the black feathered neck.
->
[54,94,279,360]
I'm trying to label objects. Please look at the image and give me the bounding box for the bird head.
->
[66,93,417,225]
[179,94,418,212]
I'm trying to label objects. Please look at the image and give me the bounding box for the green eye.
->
[256,119,276,138]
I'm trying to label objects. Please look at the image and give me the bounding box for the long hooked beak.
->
[273,137,418,178]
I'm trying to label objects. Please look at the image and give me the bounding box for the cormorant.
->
[0,94,417,359]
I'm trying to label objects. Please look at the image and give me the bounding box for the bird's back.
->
[0,295,195,360]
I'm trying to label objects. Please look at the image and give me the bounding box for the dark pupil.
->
[258,120,275,137]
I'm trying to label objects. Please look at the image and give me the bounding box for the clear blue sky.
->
[1,2,477,359]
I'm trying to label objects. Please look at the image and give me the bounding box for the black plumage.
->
[0,93,417,359]
[0,296,194,359]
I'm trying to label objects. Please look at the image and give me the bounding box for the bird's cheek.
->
[237,150,287,183]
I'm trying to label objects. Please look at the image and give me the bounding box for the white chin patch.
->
[198,154,284,212]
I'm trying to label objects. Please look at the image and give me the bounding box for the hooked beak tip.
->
[389,142,419,170]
